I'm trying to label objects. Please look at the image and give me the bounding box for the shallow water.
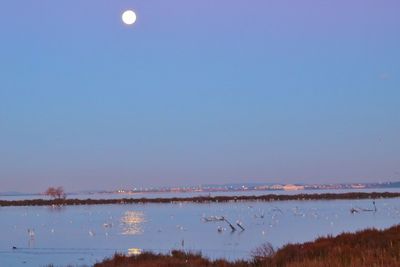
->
[1,196,400,266]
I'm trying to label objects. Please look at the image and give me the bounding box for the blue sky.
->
[0,0,399,192]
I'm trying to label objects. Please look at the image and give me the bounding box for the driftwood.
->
[223,218,236,231]
[236,222,245,231]
[203,216,225,222]
[351,201,377,214]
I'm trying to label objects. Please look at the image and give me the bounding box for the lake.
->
[1,191,400,266]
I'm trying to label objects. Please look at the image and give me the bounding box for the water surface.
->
[1,196,400,266]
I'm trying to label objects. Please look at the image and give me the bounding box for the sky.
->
[0,0,399,193]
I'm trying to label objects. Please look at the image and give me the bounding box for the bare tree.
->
[45,186,66,199]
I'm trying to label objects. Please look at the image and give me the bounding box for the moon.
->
[122,10,137,25]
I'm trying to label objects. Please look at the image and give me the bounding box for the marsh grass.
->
[94,224,400,267]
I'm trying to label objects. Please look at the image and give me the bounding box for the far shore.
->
[1,192,399,207]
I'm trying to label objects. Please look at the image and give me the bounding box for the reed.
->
[94,224,400,267]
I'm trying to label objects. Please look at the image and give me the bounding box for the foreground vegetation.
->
[95,224,400,267]
[1,192,399,207]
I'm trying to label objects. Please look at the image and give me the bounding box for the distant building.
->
[283,184,305,191]
[270,184,284,190]
[351,184,366,189]
[255,185,270,190]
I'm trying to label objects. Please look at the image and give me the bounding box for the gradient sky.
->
[1,0,399,192]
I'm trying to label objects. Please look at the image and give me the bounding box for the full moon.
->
[122,10,137,25]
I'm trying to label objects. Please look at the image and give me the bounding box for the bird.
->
[28,229,35,239]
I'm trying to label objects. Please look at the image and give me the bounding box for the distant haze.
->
[0,0,399,193]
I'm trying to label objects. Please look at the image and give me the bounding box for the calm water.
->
[1,192,400,266]
[2,188,400,201]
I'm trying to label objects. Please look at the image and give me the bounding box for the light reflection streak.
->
[128,247,142,256]
[121,211,146,235]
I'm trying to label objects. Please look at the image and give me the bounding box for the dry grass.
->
[95,250,248,267]
[94,224,400,267]
[269,225,400,267]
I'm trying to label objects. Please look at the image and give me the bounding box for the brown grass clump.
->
[95,250,248,267]
[94,224,400,267]
[269,225,400,267]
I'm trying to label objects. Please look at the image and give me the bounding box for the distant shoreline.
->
[1,192,399,207]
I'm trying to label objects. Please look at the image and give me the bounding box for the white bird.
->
[28,229,35,239]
